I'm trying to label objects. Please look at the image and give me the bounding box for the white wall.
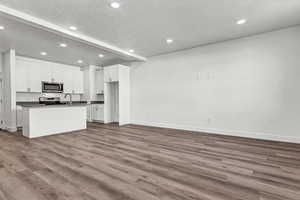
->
[131,26,300,143]
[119,65,130,125]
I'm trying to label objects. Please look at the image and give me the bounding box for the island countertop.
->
[20,103,88,109]
[17,101,104,108]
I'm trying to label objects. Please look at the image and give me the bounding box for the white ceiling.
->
[0,15,134,67]
[0,0,300,65]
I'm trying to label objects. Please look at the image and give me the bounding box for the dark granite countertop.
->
[17,101,104,107]
[19,103,88,108]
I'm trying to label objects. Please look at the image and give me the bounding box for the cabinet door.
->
[86,105,92,122]
[51,64,65,83]
[15,59,28,92]
[97,105,104,121]
[72,69,84,94]
[95,70,99,93]
[92,105,104,121]
[95,70,104,94]
[16,57,52,93]
[62,66,73,94]
[16,106,23,127]
[91,105,97,120]
[27,61,51,93]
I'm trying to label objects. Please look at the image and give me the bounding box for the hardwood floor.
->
[0,123,300,200]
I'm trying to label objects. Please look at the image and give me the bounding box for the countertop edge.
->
[21,104,89,109]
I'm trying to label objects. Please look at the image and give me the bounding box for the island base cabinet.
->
[22,106,87,138]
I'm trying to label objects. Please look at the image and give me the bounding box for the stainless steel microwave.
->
[42,82,64,93]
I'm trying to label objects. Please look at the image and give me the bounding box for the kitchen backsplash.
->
[16,93,104,102]
[16,93,82,102]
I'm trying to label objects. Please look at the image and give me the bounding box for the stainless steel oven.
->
[42,82,64,93]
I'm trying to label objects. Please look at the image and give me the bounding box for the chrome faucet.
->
[64,93,72,105]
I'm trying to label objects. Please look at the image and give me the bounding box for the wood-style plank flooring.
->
[0,123,300,200]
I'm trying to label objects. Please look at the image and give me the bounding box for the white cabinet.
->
[16,57,52,93]
[15,58,28,92]
[63,68,74,94]
[86,105,92,122]
[95,69,104,94]
[50,63,83,94]
[92,104,104,121]
[104,65,119,82]
[17,105,23,128]
[28,62,51,93]
[86,104,104,122]
[15,57,84,94]
[51,64,65,83]
[59,67,83,94]
[72,69,84,94]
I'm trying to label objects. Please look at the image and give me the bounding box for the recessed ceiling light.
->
[236,19,247,25]
[98,54,104,58]
[59,43,67,47]
[110,2,120,8]
[166,38,174,44]
[69,26,77,30]
[129,49,134,53]
[0,26,5,30]
[77,60,83,64]
[40,52,47,56]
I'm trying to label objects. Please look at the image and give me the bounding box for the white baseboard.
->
[131,120,300,144]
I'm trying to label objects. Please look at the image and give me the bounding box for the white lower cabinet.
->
[17,105,23,128]
[92,104,104,121]
[86,105,92,122]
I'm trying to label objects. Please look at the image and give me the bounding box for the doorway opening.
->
[105,82,119,124]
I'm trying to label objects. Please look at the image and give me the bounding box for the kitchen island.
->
[22,104,87,138]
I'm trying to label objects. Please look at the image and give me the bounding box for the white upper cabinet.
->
[104,65,119,82]
[72,69,84,94]
[15,58,29,92]
[27,61,52,93]
[63,68,74,94]
[15,56,84,94]
[16,57,52,93]
[51,63,65,83]
[95,69,104,94]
